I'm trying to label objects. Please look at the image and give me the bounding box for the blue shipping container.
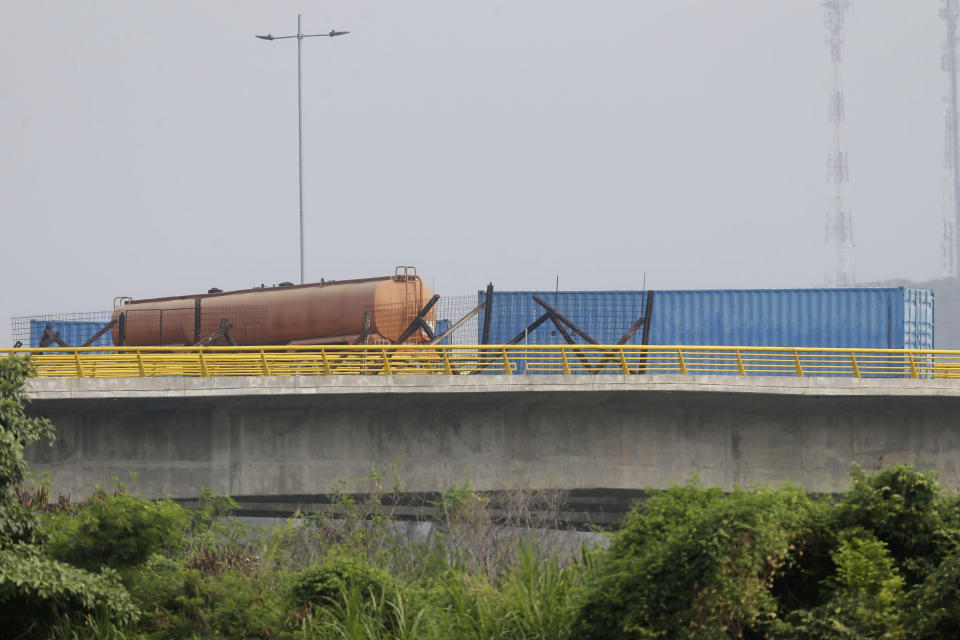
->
[478,288,934,350]
[29,320,113,348]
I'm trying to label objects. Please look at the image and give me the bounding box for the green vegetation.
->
[6,353,960,638]
[0,354,137,638]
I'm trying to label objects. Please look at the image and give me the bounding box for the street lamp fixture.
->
[256,16,350,285]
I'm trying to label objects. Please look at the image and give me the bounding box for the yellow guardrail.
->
[2,345,960,379]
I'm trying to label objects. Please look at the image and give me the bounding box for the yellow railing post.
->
[381,349,393,375]
[137,350,146,377]
[260,349,271,376]
[618,347,629,374]
[198,350,208,377]
[677,349,687,375]
[74,351,84,378]
[561,347,571,375]
[320,348,332,375]
[502,347,513,374]
[320,347,330,376]
[736,349,746,376]
[908,352,919,379]
[850,352,861,378]
[439,347,453,374]
[793,350,804,377]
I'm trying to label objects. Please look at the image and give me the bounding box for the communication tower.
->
[823,0,855,286]
[942,0,960,277]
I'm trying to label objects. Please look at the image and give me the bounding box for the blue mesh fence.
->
[477,290,651,346]
[11,311,114,347]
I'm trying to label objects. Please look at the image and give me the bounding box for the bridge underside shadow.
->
[24,374,960,523]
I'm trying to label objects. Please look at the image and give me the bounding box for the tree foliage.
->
[0,355,138,638]
[906,546,960,639]
[572,483,811,639]
[0,545,138,633]
[837,465,959,585]
[0,355,53,547]
[572,465,960,640]
[292,551,399,608]
[45,491,187,572]
[770,531,906,640]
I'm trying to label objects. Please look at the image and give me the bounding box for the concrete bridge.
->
[23,375,960,523]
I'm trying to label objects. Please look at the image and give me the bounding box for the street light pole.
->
[297,14,304,287]
[256,17,350,285]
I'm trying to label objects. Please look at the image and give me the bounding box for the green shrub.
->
[125,554,288,639]
[572,482,811,640]
[46,492,188,572]
[0,542,139,638]
[292,552,399,607]
[1,355,140,638]
[838,465,958,585]
[828,532,905,637]
[0,354,53,547]
[905,547,960,639]
[769,495,841,613]
[291,552,416,639]
[771,531,905,640]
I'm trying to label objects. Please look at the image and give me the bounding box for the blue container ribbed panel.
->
[650,289,899,348]
[479,288,934,350]
[902,288,935,350]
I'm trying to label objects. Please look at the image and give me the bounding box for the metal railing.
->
[3,345,960,379]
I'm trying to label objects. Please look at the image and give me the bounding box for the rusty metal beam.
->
[532,295,598,344]
[617,316,645,345]
[428,303,485,346]
[480,283,494,344]
[638,290,655,374]
[195,318,235,347]
[550,316,601,374]
[39,325,69,348]
[506,311,553,346]
[117,312,127,346]
[81,320,118,347]
[353,312,373,345]
[394,294,440,344]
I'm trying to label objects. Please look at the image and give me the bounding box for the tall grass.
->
[292,541,583,640]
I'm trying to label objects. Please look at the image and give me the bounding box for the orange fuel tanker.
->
[111,267,435,346]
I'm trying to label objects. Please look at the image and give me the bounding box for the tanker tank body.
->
[110,268,435,347]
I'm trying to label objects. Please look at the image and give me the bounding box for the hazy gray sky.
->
[0,1,947,332]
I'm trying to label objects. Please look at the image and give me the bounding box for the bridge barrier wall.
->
[22,375,960,507]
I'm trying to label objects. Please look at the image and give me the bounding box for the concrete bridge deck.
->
[23,375,960,514]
